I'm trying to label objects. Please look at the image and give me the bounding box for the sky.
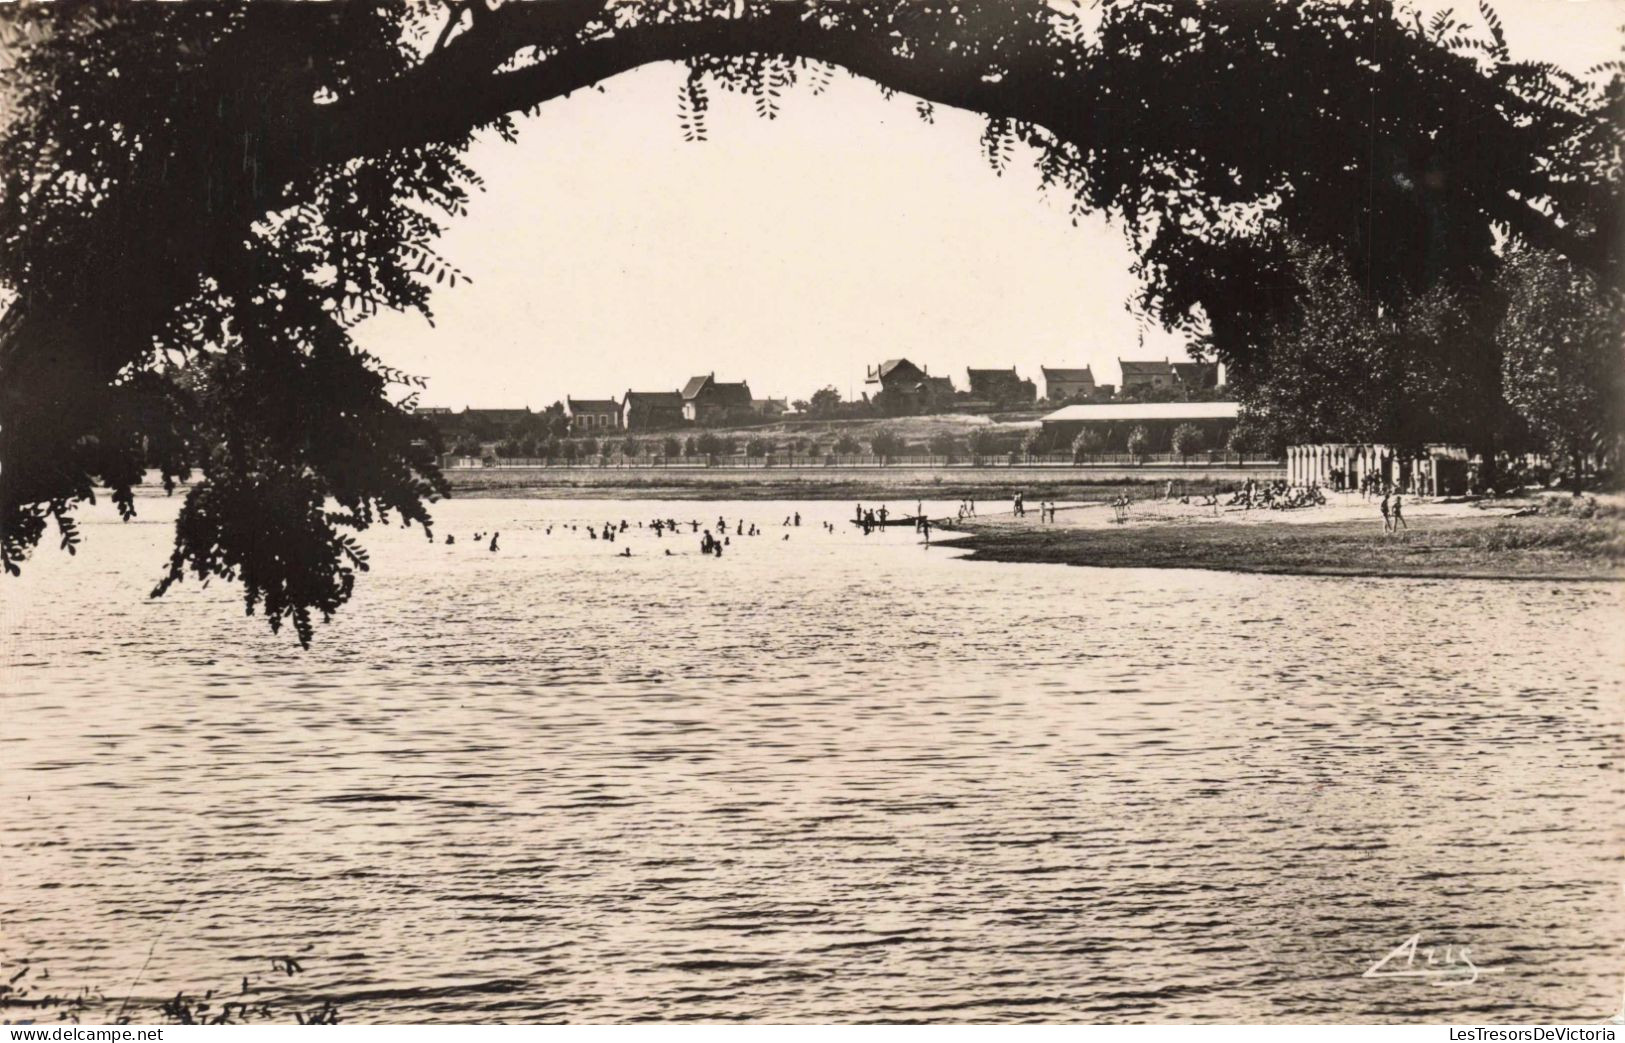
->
[353,0,1625,409]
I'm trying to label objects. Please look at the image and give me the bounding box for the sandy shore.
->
[939,492,1625,582]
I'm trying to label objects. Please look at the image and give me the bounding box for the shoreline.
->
[442,465,1272,501]
[943,501,1625,583]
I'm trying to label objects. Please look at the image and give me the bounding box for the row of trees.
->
[469,424,1236,465]
[1239,242,1624,492]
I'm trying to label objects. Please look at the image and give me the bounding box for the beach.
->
[943,492,1625,582]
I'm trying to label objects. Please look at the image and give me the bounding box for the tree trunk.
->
[1472,434,1499,494]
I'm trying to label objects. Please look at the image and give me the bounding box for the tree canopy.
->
[0,0,1619,643]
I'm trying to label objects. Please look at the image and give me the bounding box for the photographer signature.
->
[1364,933,1500,986]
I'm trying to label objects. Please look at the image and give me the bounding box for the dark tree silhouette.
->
[0,0,1619,642]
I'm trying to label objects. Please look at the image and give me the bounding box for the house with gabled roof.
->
[621,390,685,432]
[966,366,1036,406]
[566,396,621,433]
[865,359,954,413]
[680,374,753,424]
[1171,361,1221,389]
[1118,358,1177,390]
[1040,366,1096,402]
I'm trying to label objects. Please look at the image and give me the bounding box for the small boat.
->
[849,515,924,528]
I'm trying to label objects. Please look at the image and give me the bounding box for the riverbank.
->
[945,494,1625,581]
[444,464,1276,501]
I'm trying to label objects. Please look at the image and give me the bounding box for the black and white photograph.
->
[1,0,1622,1030]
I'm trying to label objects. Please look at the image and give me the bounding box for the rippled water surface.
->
[3,496,1622,1023]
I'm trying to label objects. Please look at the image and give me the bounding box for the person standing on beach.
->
[1391,494,1406,531]
[489,532,500,552]
[1380,493,1392,533]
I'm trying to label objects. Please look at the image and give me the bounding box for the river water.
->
[2,495,1621,1023]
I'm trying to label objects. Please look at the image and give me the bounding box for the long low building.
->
[1040,400,1241,451]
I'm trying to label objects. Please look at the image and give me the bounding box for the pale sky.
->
[354,0,1624,409]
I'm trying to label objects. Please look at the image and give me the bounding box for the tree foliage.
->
[1126,426,1151,461]
[1070,428,1104,461]
[1496,248,1625,489]
[966,428,1000,462]
[1246,240,1505,452]
[1170,424,1203,460]
[0,0,1619,643]
[868,428,903,462]
[807,386,843,416]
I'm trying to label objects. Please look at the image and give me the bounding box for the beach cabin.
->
[1287,443,1470,496]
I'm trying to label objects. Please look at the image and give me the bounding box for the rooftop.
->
[1042,401,1241,423]
[1172,361,1220,384]
[1118,358,1176,376]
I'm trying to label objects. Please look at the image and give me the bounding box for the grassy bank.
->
[443,466,1246,501]
[949,510,1625,582]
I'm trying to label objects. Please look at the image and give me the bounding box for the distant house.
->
[1171,361,1221,389]
[1039,400,1241,452]
[1040,366,1097,403]
[966,367,1037,406]
[413,406,454,416]
[750,397,790,418]
[865,359,954,412]
[462,407,532,427]
[680,374,753,424]
[621,390,685,432]
[1118,358,1177,390]
[566,397,621,433]
[432,407,535,441]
